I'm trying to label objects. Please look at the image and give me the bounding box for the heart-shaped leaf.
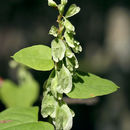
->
[0,70,39,107]
[67,72,119,99]
[0,107,54,130]
[12,45,54,71]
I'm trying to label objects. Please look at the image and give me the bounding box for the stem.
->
[57,14,64,39]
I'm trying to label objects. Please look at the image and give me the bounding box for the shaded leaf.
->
[12,45,54,71]
[44,70,55,94]
[67,72,119,99]
[65,45,74,58]
[51,74,58,98]
[72,40,82,53]
[64,18,75,33]
[64,31,75,48]
[49,26,58,37]
[66,55,79,72]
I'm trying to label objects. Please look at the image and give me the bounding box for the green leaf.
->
[0,67,39,108]
[51,74,58,98]
[51,39,66,62]
[65,45,74,58]
[49,26,58,37]
[55,104,73,130]
[72,40,82,53]
[66,55,79,72]
[64,18,75,33]
[0,79,39,108]
[64,31,75,48]
[61,0,68,6]
[44,70,55,94]
[65,4,80,18]
[58,4,65,15]
[67,72,119,99]
[41,93,57,118]
[48,0,57,7]
[57,64,72,94]
[12,45,54,71]
[0,107,54,130]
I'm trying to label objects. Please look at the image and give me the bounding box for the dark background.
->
[0,0,130,130]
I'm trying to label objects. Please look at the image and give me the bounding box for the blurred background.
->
[0,0,130,130]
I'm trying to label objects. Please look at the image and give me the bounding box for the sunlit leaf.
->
[67,72,119,99]
[61,0,68,5]
[65,4,80,18]
[41,93,57,118]
[0,68,39,107]
[51,39,66,62]
[48,0,57,7]
[12,45,54,71]
[0,107,54,130]
[58,4,65,14]
[57,64,72,94]
[55,104,73,130]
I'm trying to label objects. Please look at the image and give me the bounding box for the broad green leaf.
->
[51,39,66,62]
[67,72,119,99]
[41,93,57,118]
[64,18,75,33]
[48,0,57,7]
[57,64,72,94]
[12,45,54,71]
[65,4,80,18]
[61,0,68,5]
[0,79,39,108]
[49,26,58,37]
[0,67,39,107]
[0,107,54,130]
[55,104,73,130]
[64,31,75,48]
